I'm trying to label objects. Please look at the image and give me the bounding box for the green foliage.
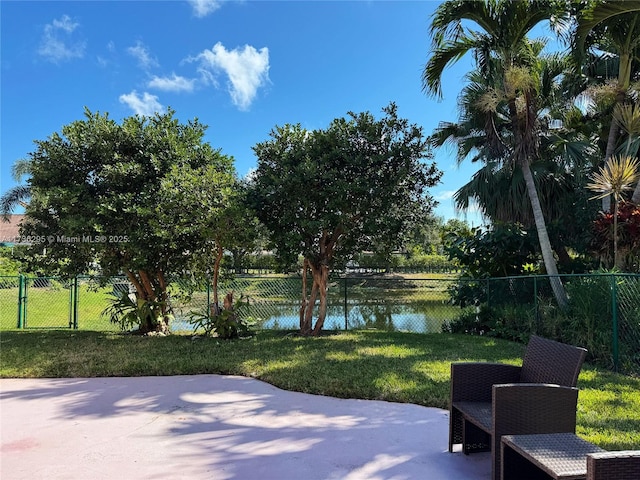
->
[101,292,172,333]
[0,247,21,276]
[446,223,540,278]
[442,305,493,336]
[188,295,254,339]
[443,303,536,343]
[400,253,455,272]
[448,272,640,370]
[18,108,238,281]
[249,103,442,333]
[563,275,614,363]
[445,223,540,308]
[591,202,640,271]
[249,102,442,272]
[238,253,278,271]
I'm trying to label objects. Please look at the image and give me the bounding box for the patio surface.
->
[0,375,490,479]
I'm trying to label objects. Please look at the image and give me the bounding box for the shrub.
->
[561,275,612,364]
[188,292,254,339]
[442,305,494,336]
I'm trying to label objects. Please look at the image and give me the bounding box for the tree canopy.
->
[249,103,442,335]
[19,108,240,332]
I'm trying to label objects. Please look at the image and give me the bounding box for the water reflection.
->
[256,302,457,333]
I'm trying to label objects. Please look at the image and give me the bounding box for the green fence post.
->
[68,279,74,328]
[344,277,348,331]
[17,274,25,329]
[534,276,539,334]
[611,274,619,372]
[73,277,79,329]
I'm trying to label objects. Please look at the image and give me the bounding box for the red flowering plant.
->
[592,201,640,270]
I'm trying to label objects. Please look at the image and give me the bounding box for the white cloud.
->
[127,41,158,69]
[52,15,78,33]
[119,91,164,116]
[38,14,85,63]
[188,0,223,18]
[195,42,269,110]
[148,73,195,92]
[435,190,456,202]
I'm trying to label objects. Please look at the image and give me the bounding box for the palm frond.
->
[1,185,31,219]
[587,155,640,201]
[613,103,640,136]
[11,158,32,182]
[430,0,497,43]
[575,1,640,54]
[423,37,476,97]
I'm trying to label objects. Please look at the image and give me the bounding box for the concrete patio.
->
[1,375,490,479]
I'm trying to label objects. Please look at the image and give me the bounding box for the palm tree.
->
[433,55,599,269]
[423,0,570,308]
[1,158,31,220]
[573,0,640,206]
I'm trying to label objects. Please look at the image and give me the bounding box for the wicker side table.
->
[501,433,603,480]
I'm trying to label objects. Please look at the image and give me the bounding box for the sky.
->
[1,0,491,226]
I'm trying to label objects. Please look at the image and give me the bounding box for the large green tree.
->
[249,104,441,335]
[423,0,571,308]
[19,108,236,333]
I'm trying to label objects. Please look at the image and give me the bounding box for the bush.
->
[400,254,457,272]
[188,292,254,339]
[563,275,614,365]
[442,305,494,336]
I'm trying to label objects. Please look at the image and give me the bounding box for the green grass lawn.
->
[0,283,119,330]
[0,329,637,451]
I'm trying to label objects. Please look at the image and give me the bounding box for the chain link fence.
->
[0,274,460,334]
[2,273,639,375]
[483,273,640,375]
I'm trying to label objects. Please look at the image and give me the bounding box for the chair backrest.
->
[520,335,587,387]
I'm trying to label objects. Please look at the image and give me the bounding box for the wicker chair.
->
[588,451,640,480]
[449,335,587,480]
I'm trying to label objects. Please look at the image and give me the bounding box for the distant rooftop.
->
[0,214,25,245]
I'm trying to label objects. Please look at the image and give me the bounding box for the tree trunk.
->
[299,230,340,336]
[521,162,569,309]
[613,201,620,269]
[552,242,572,271]
[299,258,330,336]
[211,244,224,317]
[303,279,319,335]
[631,180,640,204]
[300,259,311,335]
[602,116,620,212]
[125,269,169,333]
[312,264,329,336]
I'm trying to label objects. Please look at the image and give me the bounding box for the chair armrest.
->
[587,450,640,480]
[451,363,522,403]
[492,383,579,436]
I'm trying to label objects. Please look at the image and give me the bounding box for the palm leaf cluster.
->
[424,0,640,275]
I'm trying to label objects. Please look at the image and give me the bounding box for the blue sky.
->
[1,0,489,225]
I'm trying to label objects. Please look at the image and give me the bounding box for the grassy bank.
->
[0,329,638,450]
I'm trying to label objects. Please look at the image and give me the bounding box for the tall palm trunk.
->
[521,162,569,308]
[602,117,620,211]
[632,181,640,204]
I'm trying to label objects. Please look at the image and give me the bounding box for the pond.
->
[173,300,460,334]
